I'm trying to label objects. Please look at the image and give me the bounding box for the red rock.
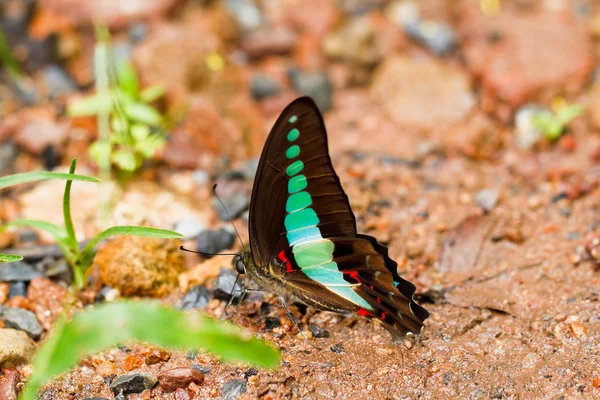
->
[0,369,19,400]
[158,368,204,392]
[371,55,475,133]
[27,277,68,331]
[140,346,171,365]
[133,20,221,100]
[174,388,192,400]
[286,0,340,39]
[324,11,402,67]
[0,283,8,304]
[569,322,587,338]
[593,377,600,389]
[5,296,33,311]
[37,0,178,28]
[459,2,592,112]
[240,27,297,59]
[12,113,69,155]
[95,236,184,298]
[124,355,144,371]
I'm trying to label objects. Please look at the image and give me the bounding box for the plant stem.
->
[63,159,78,251]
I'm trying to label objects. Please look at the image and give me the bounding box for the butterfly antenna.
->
[212,183,245,248]
[179,246,238,257]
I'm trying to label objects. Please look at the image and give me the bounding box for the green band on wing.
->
[287,128,300,141]
[287,227,322,246]
[286,191,312,213]
[286,160,304,176]
[286,145,300,159]
[289,115,298,123]
[288,175,307,193]
[282,130,373,311]
[285,208,319,233]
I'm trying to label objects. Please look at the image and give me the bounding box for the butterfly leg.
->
[278,295,316,346]
[222,288,264,320]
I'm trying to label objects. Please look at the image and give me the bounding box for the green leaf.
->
[111,150,138,172]
[139,84,165,103]
[134,134,165,158]
[20,301,279,400]
[124,102,163,126]
[62,159,78,251]
[0,171,99,190]
[88,141,112,166]
[0,254,24,262]
[131,124,150,142]
[1,220,75,263]
[67,93,111,117]
[117,62,140,98]
[2,219,68,239]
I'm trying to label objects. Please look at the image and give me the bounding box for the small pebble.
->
[288,69,332,112]
[403,19,456,56]
[0,262,42,282]
[475,188,499,212]
[1,308,43,339]
[109,373,158,395]
[140,347,171,365]
[250,75,281,100]
[211,189,249,222]
[8,282,27,299]
[330,343,345,354]
[191,364,212,374]
[196,228,236,256]
[158,367,204,393]
[174,215,206,240]
[180,285,212,310]
[213,268,243,300]
[264,317,281,331]
[308,324,330,338]
[570,322,587,338]
[220,379,248,400]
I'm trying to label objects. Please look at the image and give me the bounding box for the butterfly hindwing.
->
[277,236,428,336]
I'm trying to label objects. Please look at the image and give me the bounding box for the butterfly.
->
[233,97,429,337]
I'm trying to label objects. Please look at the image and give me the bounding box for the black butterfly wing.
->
[248,96,429,336]
[277,236,429,336]
[248,97,356,267]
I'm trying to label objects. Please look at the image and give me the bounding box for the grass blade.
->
[81,226,182,257]
[0,172,99,190]
[1,220,75,263]
[20,301,280,400]
[2,219,68,240]
[62,159,78,250]
[0,254,24,262]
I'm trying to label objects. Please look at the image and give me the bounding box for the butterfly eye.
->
[235,259,246,274]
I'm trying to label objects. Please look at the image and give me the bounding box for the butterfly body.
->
[239,97,429,337]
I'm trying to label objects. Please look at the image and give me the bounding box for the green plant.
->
[0,158,182,289]
[531,102,584,141]
[0,26,23,79]
[20,301,279,400]
[68,28,166,174]
[0,169,101,263]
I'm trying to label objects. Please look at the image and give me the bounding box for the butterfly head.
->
[233,253,246,274]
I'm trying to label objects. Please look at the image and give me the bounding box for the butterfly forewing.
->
[249,97,356,267]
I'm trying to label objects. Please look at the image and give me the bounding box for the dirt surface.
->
[1,0,600,399]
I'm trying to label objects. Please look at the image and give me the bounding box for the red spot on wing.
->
[342,270,360,282]
[381,311,387,321]
[357,308,372,317]
[277,250,294,272]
